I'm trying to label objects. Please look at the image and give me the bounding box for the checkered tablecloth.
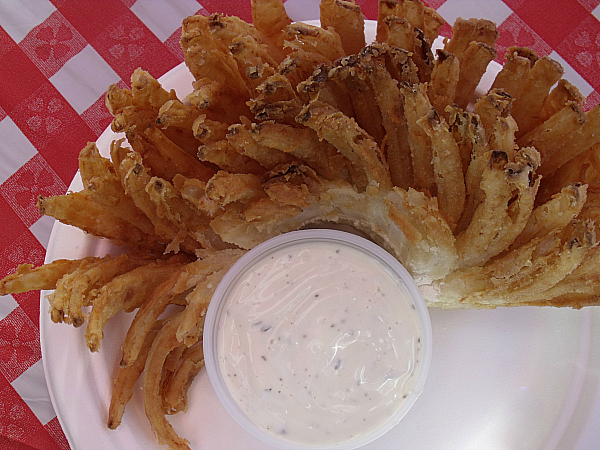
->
[1,0,599,448]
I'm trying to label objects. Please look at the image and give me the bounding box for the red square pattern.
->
[0,197,29,261]
[44,417,70,450]
[164,28,186,64]
[557,15,600,92]
[0,308,41,383]
[514,0,590,48]
[1,153,67,229]
[10,81,95,185]
[495,13,553,63]
[13,290,44,330]
[56,0,129,43]
[10,81,76,151]
[0,435,44,450]
[200,0,253,23]
[0,226,46,280]
[355,0,380,20]
[92,10,181,82]
[19,10,87,79]
[0,46,47,115]
[0,25,16,59]
[0,373,60,450]
[438,22,453,39]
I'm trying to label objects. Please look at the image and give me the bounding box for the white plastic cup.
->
[204,229,433,449]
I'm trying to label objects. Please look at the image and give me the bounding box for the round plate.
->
[40,21,600,450]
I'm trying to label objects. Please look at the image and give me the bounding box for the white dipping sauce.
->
[215,238,424,447]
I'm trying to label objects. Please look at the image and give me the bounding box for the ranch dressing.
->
[216,239,423,447]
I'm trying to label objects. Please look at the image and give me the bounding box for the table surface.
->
[1,1,600,449]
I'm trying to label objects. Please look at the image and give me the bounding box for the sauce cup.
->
[204,229,432,449]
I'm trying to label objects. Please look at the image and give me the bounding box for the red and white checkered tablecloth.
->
[1,0,599,448]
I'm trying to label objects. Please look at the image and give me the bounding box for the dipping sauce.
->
[208,231,429,448]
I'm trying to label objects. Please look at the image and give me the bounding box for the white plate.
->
[40,21,600,450]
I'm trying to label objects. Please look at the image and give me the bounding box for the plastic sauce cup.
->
[204,229,432,449]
